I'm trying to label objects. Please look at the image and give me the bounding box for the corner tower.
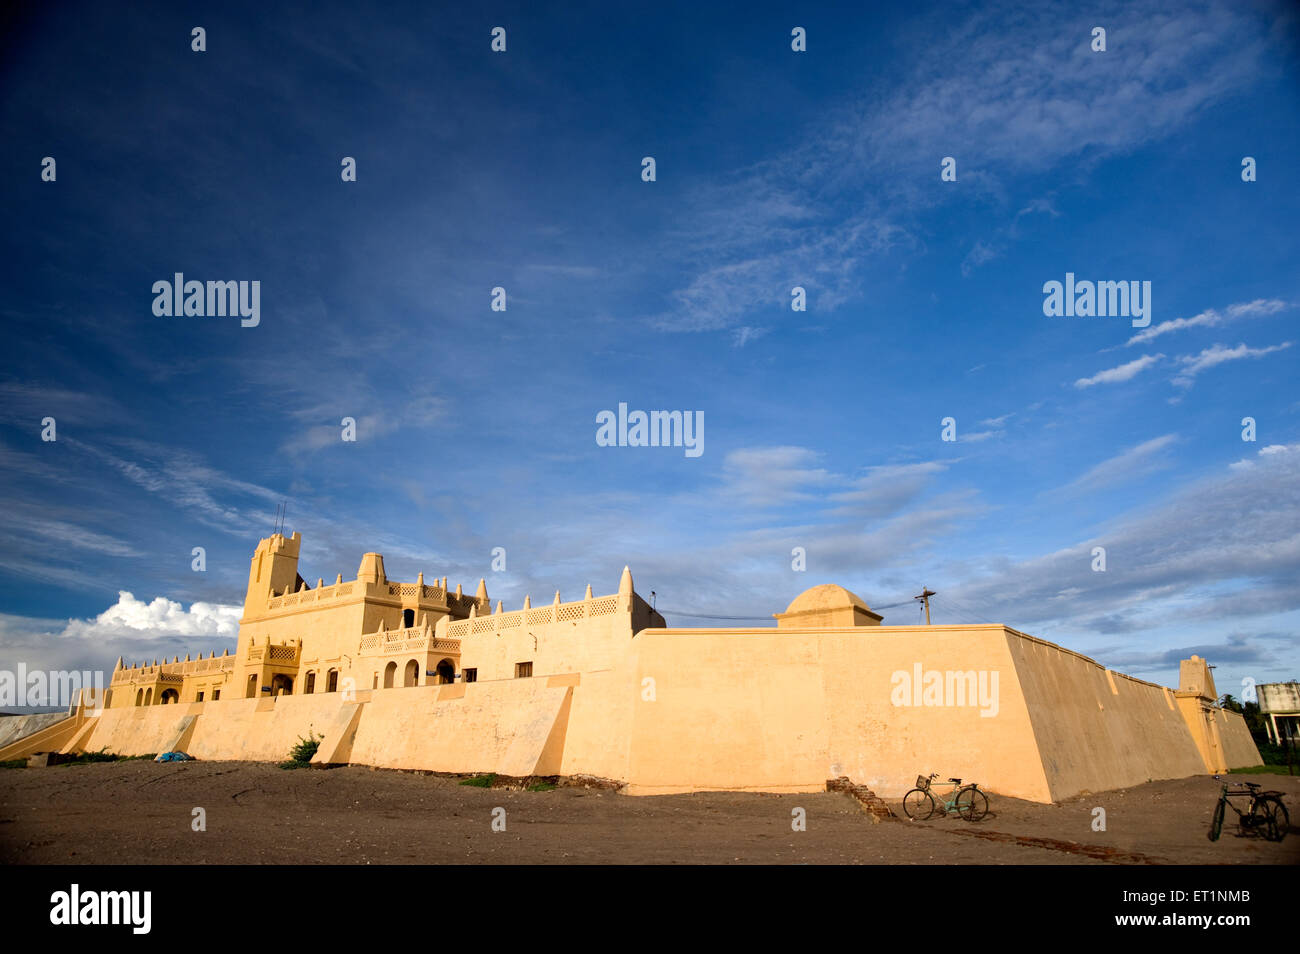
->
[243,532,302,618]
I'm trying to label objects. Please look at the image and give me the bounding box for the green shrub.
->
[279,732,321,769]
[459,773,496,788]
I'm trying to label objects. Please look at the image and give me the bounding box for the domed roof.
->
[783,583,873,615]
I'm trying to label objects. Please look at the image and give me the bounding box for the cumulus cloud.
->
[58,591,241,642]
[0,593,242,696]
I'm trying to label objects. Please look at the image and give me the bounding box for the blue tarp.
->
[154,751,195,762]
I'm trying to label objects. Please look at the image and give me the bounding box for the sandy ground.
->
[1,763,1296,865]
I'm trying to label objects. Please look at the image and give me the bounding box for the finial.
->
[554,590,561,605]
[495,600,503,614]
[469,603,477,618]
[585,584,593,599]
[317,578,324,589]
[456,583,463,598]
[335,573,343,584]
[619,565,633,596]
[523,594,531,609]
[476,578,488,602]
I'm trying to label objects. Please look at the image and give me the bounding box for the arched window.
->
[135,688,143,707]
[436,659,455,684]
[326,669,338,693]
[271,674,293,697]
[144,688,153,705]
[305,671,316,694]
[246,674,258,698]
[160,688,179,705]
[383,661,397,688]
[403,608,415,628]
[404,659,419,687]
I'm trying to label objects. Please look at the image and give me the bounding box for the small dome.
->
[784,584,873,615]
[776,584,882,629]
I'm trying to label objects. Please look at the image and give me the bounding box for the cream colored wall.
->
[452,597,635,682]
[344,679,571,776]
[1009,634,1207,799]
[622,626,1051,800]
[819,627,1048,800]
[1217,707,1264,769]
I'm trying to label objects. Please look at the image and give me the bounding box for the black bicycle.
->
[1207,778,1288,843]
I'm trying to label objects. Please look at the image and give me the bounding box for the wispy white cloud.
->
[1057,434,1179,496]
[1172,341,1293,387]
[1127,298,1290,346]
[1074,354,1163,388]
[651,1,1272,332]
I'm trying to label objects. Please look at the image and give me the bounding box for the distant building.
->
[1257,681,1300,745]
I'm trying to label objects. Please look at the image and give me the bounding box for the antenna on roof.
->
[914,586,936,625]
[273,500,288,536]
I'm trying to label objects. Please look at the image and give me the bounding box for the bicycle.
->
[1207,777,1288,843]
[904,772,989,821]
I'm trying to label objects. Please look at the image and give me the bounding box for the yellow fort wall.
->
[70,535,1264,802]
[1004,632,1210,799]
[623,626,1048,799]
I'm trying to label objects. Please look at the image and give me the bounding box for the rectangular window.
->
[464,668,477,683]
[515,662,532,679]
[212,689,221,701]
[196,691,204,702]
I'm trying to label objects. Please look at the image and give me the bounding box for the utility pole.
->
[914,587,935,625]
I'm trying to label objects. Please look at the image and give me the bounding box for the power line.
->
[655,596,917,623]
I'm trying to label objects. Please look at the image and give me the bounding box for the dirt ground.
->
[1,763,1296,864]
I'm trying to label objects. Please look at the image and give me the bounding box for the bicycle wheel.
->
[1261,797,1289,843]
[903,788,934,821]
[1208,798,1226,842]
[956,786,989,822]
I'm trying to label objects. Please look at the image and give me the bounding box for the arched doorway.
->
[436,659,455,684]
[404,659,419,687]
[246,674,258,698]
[270,674,293,697]
[305,671,316,694]
[135,688,144,707]
[383,661,397,688]
[144,688,153,705]
[403,608,415,628]
[326,669,338,692]
[160,689,179,705]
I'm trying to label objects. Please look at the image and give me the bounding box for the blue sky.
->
[1,0,1298,700]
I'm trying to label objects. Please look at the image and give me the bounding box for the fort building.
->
[1,532,1262,802]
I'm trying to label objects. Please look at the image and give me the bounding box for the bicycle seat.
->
[948,778,962,784]
[1243,782,1261,791]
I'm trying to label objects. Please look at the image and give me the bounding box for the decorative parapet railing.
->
[445,595,621,639]
[267,580,472,612]
[248,643,300,664]
[112,653,236,685]
[267,581,356,611]
[358,624,462,657]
